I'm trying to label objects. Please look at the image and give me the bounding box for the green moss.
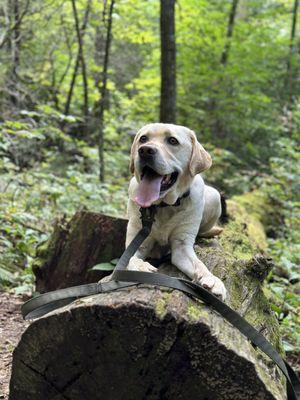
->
[232,189,280,231]
[233,190,268,219]
[33,221,68,270]
[219,199,268,259]
[32,239,54,271]
[187,301,210,322]
[245,291,283,354]
[196,193,283,353]
[155,292,172,318]
[155,292,211,323]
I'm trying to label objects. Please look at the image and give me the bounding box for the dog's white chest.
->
[149,203,199,246]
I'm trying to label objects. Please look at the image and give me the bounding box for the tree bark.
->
[160,0,176,123]
[220,0,239,66]
[10,194,287,399]
[290,0,299,50]
[95,0,115,182]
[58,15,74,89]
[64,0,91,117]
[0,0,30,50]
[210,0,239,141]
[285,0,299,94]
[8,0,22,107]
[32,212,127,293]
[12,0,20,75]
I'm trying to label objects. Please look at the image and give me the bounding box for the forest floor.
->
[0,292,29,400]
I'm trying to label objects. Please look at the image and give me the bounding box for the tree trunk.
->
[9,0,21,107]
[220,0,239,66]
[64,0,91,117]
[10,194,287,399]
[160,0,176,123]
[290,0,299,51]
[285,0,299,95]
[95,0,115,182]
[32,212,127,293]
[210,0,239,142]
[12,0,20,75]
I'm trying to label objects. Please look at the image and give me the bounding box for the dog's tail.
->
[219,192,229,224]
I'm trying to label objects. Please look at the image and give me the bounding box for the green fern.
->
[0,266,16,284]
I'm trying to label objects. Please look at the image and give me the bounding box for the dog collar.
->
[158,189,190,208]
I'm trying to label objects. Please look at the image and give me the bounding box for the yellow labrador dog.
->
[125,123,227,300]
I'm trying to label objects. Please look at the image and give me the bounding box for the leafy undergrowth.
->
[0,109,129,294]
[0,110,299,360]
[265,138,300,356]
[0,162,128,292]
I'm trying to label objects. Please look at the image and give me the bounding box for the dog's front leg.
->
[126,218,157,273]
[171,238,227,300]
[100,217,157,283]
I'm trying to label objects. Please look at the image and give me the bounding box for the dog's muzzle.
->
[138,145,157,161]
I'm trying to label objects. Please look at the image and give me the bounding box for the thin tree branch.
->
[285,0,299,90]
[58,15,75,87]
[64,0,91,117]
[97,0,115,182]
[220,0,239,66]
[0,0,30,49]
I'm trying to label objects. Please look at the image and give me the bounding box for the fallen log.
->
[10,194,287,400]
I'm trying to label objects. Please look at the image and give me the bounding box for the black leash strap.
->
[111,206,157,278]
[21,207,300,400]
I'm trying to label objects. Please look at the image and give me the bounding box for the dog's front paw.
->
[99,273,113,283]
[128,258,157,273]
[197,274,227,301]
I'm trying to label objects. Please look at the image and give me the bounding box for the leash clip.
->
[140,206,157,229]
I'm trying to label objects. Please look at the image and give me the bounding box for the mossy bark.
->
[10,193,286,400]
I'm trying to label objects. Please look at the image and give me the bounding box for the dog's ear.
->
[189,130,212,176]
[129,133,139,174]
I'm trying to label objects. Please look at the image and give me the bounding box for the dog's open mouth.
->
[135,166,178,208]
[141,166,178,192]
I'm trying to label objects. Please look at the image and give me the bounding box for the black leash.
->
[21,206,300,400]
[111,206,157,278]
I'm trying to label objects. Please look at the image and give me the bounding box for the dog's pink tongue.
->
[135,175,163,208]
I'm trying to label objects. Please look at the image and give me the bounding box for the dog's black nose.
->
[138,145,157,158]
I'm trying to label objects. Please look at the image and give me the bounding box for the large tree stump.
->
[10,194,287,400]
[33,212,127,292]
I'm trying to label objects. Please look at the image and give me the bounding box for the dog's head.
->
[130,123,212,207]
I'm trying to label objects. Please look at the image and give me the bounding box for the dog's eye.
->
[168,137,179,145]
[139,135,148,143]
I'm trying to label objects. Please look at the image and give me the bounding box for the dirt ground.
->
[0,291,299,400]
[0,292,30,400]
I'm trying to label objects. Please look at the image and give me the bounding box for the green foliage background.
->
[0,0,299,357]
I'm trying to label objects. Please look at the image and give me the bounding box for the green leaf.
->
[282,340,296,352]
[0,266,15,283]
[271,303,282,314]
[14,284,33,295]
[89,262,115,271]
